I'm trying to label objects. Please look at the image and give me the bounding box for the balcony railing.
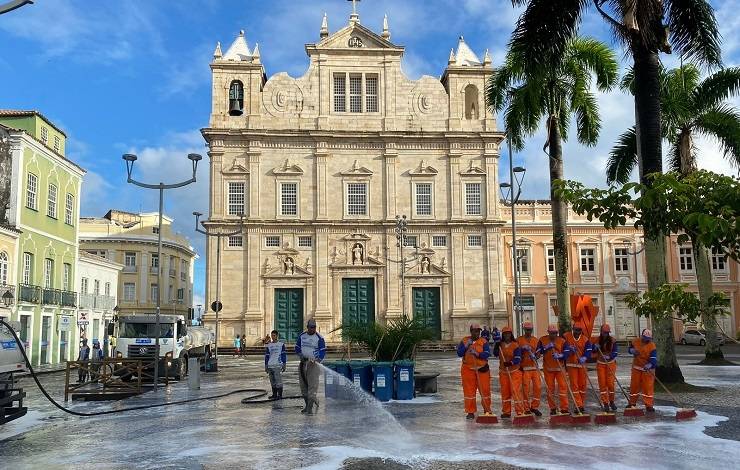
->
[149,266,159,274]
[60,290,77,307]
[42,287,61,305]
[18,283,41,303]
[169,269,176,277]
[79,293,115,310]
[0,284,15,306]
[122,265,137,273]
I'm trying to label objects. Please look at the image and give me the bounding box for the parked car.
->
[679,329,725,346]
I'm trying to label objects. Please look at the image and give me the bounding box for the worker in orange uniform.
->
[592,324,618,412]
[517,321,542,416]
[493,326,525,418]
[627,328,657,413]
[563,322,592,413]
[536,324,569,415]
[456,323,492,420]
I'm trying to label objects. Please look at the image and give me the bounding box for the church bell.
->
[229,99,243,116]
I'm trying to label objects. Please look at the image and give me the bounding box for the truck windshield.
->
[119,323,174,338]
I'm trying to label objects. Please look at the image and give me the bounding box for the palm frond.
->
[693,67,740,113]
[620,67,635,94]
[504,82,546,151]
[567,37,619,91]
[695,105,740,167]
[606,127,638,185]
[665,0,722,67]
[573,88,601,146]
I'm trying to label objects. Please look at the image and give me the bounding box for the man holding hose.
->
[456,323,492,420]
[295,318,326,415]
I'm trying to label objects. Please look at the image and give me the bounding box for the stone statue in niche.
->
[440,257,447,270]
[305,257,311,271]
[352,243,364,265]
[283,257,295,275]
[263,258,271,274]
[420,256,430,274]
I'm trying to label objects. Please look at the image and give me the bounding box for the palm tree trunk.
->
[547,114,571,333]
[631,39,684,384]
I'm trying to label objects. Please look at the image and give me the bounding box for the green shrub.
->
[337,315,436,362]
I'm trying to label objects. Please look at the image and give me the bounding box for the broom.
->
[585,365,617,424]
[527,349,571,426]
[557,358,591,425]
[594,344,643,417]
[474,365,498,425]
[504,363,535,426]
[650,370,697,420]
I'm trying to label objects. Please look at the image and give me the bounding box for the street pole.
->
[625,238,646,334]
[122,152,201,391]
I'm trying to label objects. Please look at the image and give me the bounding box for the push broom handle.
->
[502,353,527,415]
[526,348,555,409]
[565,339,592,412]
[554,349,583,415]
[647,368,687,409]
[595,344,630,401]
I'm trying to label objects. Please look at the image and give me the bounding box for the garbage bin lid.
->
[349,360,371,367]
[394,360,415,367]
[372,361,394,367]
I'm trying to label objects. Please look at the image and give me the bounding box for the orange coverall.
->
[495,341,525,415]
[563,332,591,408]
[591,336,618,406]
[628,339,657,407]
[517,335,541,411]
[537,336,569,411]
[456,336,492,414]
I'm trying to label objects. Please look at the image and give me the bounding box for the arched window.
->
[464,84,479,119]
[0,252,8,285]
[228,80,244,116]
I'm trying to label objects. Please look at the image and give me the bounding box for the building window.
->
[468,234,483,247]
[265,236,281,248]
[65,193,74,225]
[546,248,555,273]
[93,279,100,295]
[333,74,346,112]
[151,254,159,268]
[0,252,8,285]
[465,183,482,215]
[228,80,244,116]
[47,183,58,218]
[432,235,447,248]
[181,260,187,275]
[228,235,243,247]
[298,236,313,248]
[22,253,32,284]
[81,277,89,294]
[43,259,54,288]
[104,282,111,296]
[349,74,362,113]
[53,135,60,152]
[150,284,159,302]
[228,181,246,215]
[415,183,432,216]
[40,126,48,144]
[63,263,71,291]
[280,182,298,216]
[346,182,367,216]
[124,252,136,267]
[168,284,173,302]
[26,173,38,210]
[516,247,529,274]
[711,247,727,272]
[679,247,694,272]
[365,75,378,112]
[177,288,184,301]
[614,248,629,272]
[152,227,159,234]
[403,235,418,248]
[123,283,135,301]
[580,248,596,273]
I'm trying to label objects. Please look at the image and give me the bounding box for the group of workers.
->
[457,321,658,420]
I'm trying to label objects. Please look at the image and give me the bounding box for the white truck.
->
[110,313,214,381]
[0,320,27,424]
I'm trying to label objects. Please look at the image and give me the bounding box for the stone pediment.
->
[263,251,313,278]
[341,160,373,177]
[343,232,371,242]
[405,256,450,278]
[408,160,438,176]
[460,161,486,176]
[222,157,249,175]
[317,22,399,51]
[272,159,304,176]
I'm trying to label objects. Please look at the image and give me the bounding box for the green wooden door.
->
[342,278,375,327]
[412,287,441,340]
[274,288,303,342]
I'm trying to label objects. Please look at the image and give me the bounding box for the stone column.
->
[317,54,329,129]
[314,227,331,317]
[448,143,463,220]
[483,142,500,220]
[247,141,261,219]
[384,226,402,318]
[383,142,398,220]
[315,142,329,220]
[245,227,262,319]
[208,146,224,216]
[450,226,467,313]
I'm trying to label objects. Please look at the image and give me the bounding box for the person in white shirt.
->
[264,330,287,399]
[295,318,326,414]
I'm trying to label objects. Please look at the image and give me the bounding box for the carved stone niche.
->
[262,242,312,278]
[329,232,384,267]
[404,244,451,278]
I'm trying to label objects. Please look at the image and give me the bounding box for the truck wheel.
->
[175,357,188,381]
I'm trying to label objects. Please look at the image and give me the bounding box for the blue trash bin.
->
[349,360,373,394]
[334,361,352,400]
[372,362,394,402]
[393,360,415,400]
[323,362,337,399]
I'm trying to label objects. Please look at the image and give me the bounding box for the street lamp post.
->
[499,139,526,336]
[384,215,419,318]
[122,152,201,390]
[193,212,243,364]
[624,238,646,334]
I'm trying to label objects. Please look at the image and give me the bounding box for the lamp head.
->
[499,182,512,189]
[193,211,203,217]
[2,290,13,307]
[188,153,203,176]
[122,154,137,179]
[513,166,526,173]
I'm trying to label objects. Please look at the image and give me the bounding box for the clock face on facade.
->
[348,36,363,48]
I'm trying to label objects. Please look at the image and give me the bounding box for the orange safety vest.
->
[539,336,567,372]
[630,339,657,369]
[460,336,490,370]
[591,335,616,363]
[498,341,520,372]
[517,335,539,370]
[563,332,589,366]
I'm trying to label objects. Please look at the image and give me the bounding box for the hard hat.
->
[573,322,585,330]
[547,324,558,333]
[601,324,611,333]
[501,325,513,334]
[642,328,652,339]
[470,322,482,330]
[522,321,534,329]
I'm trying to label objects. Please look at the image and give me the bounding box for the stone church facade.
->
[202,10,508,345]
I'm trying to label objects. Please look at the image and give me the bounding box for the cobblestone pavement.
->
[0,345,738,469]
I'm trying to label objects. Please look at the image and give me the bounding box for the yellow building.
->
[78,210,196,318]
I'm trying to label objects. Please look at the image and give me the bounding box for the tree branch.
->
[593,0,626,33]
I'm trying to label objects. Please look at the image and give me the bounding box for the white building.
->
[76,250,122,358]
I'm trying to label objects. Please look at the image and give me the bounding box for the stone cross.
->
[347,0,360,16]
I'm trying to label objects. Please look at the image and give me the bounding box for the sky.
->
[1,0,738,308]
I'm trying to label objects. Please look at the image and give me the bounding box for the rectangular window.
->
[468,234,483,247]
[265,236,281,248]
[346,183,367,216]
[516,248,529,274]
[280,182,298,216]
[614,248,629,272]
[152,227,159,234]
[63,263,71,291]
[547,248,555,273]
[105,282,111,296]
[177,288,184,301]
[465,183,482,215]
[711,247,727,272]
[53,135,60,152]
[124,252,136,267]
[65,193,74,225]
[228,235,243,247]
[23,253,32,284]
[123,283,136,301]
[168,285,173,302]
[40,126,48,144]
[580,248,596,273]
[415,183,432,216]
[94,279,100,295]
[81,277,89,294]
[44,258,54,288]
[349,74,362,113]
[151,254,159,268]
[26,173,38,210]
[0,253,7,285]
[432,235,447,247]
[365,75,378,112]
[298,236,313,248]
[47,183,58,218]
[403,235,418,248]
[679,247,694,271]
[333,74,346,112]
[151,284,159,302]
[228,181,246,215]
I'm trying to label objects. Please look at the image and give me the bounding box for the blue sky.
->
[1,0,738,307]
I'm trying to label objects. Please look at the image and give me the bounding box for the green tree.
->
[509,0,722,383]
[606,64,740,361]
[487,37,618,333]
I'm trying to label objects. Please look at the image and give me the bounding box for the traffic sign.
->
[211,301,223,313]
[77,311,89,326]
[59,316,72,332]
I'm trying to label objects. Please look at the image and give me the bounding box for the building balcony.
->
[18,283,41,303]
[0,284,15,306]
[60,290,77,307]
[79,293,115,310]
[42,287,61,305]
[149,266,159,274]
[122,265,137,273]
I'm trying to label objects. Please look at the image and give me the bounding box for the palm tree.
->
[509,0,722,383]
[488,37,618,334]
[607,64,740,362]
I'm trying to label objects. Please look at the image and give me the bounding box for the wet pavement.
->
[1,346,740,469]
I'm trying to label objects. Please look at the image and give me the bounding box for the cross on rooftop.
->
[348,0,360,16]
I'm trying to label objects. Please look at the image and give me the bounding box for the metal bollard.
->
[188,357,201,390]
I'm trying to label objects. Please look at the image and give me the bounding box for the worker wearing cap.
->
[563,322,592,413]
[295,318,326,415]
[592,324,618,412]
[493,325,525,418]
[627,328,657,412]
[456,322,492,419]
[517,321,542,416]
[536,324,569,414]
